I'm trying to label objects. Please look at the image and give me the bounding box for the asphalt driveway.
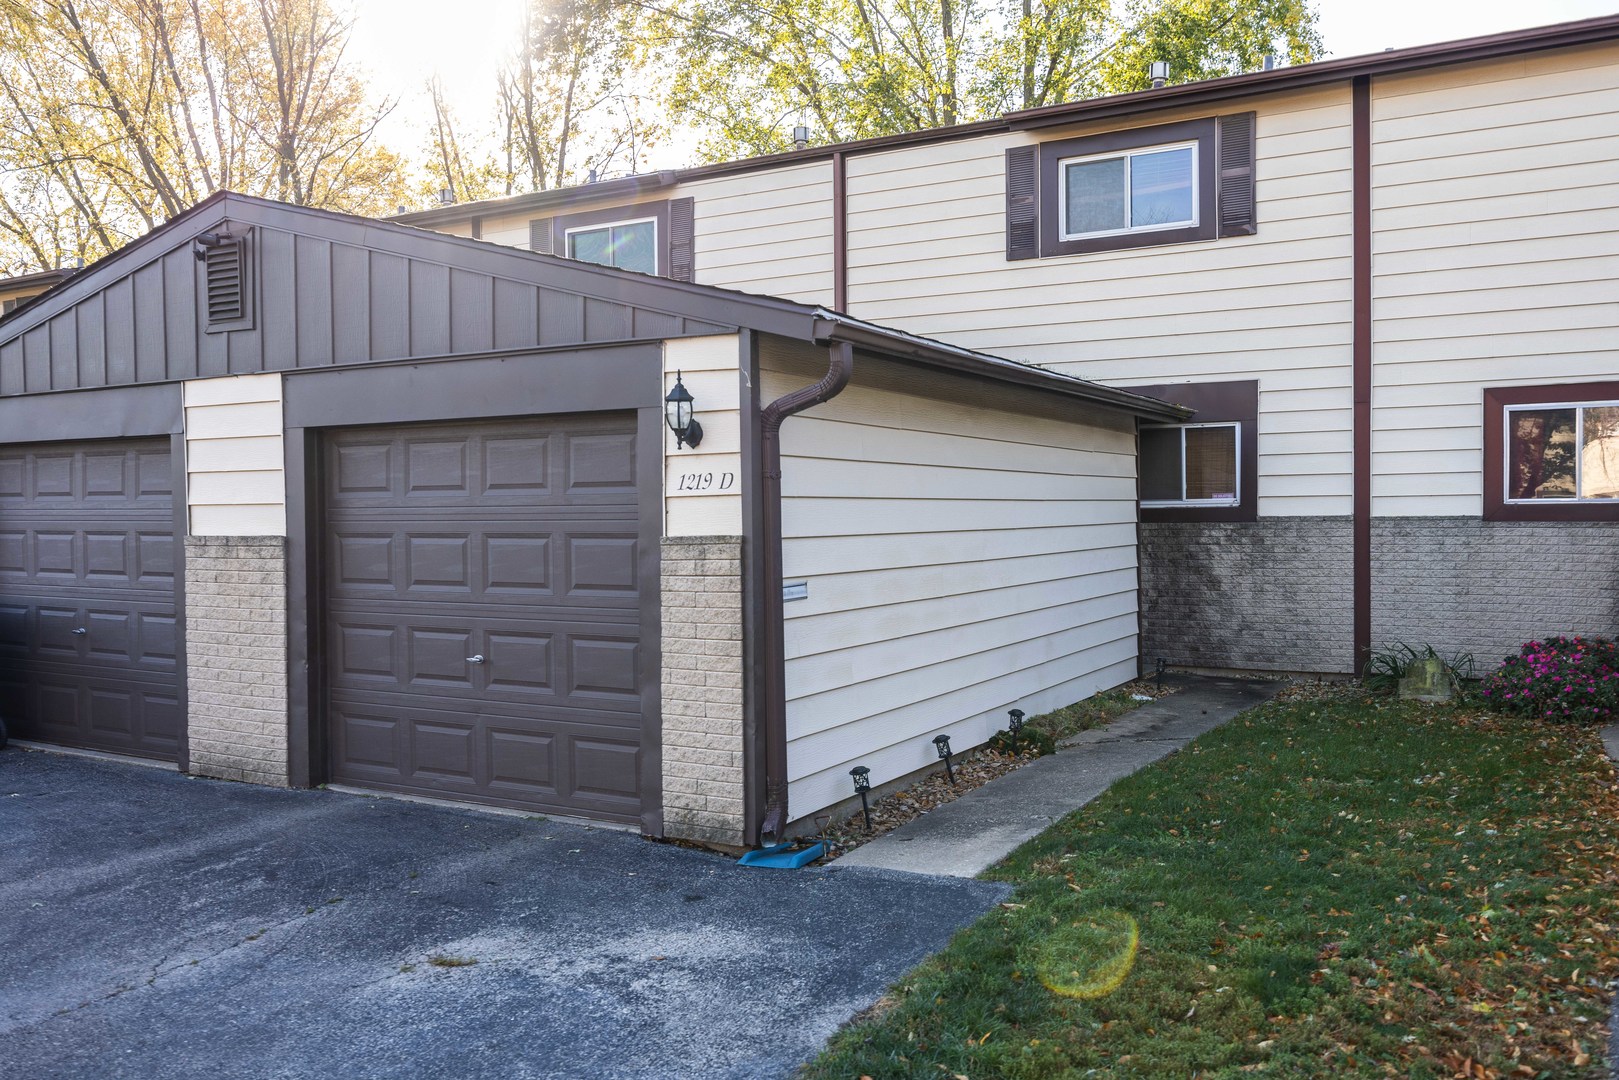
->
[0,749,1006,1080]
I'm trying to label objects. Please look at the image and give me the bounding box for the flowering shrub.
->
[1481,635,1619,723]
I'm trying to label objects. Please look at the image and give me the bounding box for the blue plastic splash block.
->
[738,840,826,868]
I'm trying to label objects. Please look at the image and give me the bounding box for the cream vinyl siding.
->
[763,339,1141,823]
[663,334,745,536]
[679,162,836,305]
[843,87,1355,518]
[1370,41,1619,517]
[183,373,286,536]
[435,167,838,307]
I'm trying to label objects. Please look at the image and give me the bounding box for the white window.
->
[564,217,658,275]
[1141,422,1240,507]
[1058,141,1197,241]
[1505,401,1619,502]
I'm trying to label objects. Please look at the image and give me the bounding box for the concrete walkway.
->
[833,676,1283,878]
[1603,724,1619,1080]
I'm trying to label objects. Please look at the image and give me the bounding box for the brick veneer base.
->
[660,536,746,847]
[183,536,290,786]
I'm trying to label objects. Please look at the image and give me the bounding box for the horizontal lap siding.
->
[1370,42,1619,517]
[762,340,1140,823]
[183,373,286,536]
[843,87,1355,519]
[680,163,836,306]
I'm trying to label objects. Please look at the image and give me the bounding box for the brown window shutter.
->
[529,218,555,255]
[1005,146,1039,260]
[669,197,695,281]
[1217,112,1257,237]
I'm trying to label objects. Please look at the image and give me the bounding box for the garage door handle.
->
[72,627,87,635]
[466,654,485,664]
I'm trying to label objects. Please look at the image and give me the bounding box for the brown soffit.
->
[387,14,1619,223]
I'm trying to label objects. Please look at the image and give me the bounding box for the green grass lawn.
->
[805,693,1619,1079]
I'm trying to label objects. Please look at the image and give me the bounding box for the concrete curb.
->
[1603,725,1619,1080]
[830,676,1283,878]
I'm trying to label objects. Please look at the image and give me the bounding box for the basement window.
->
[1142,423,1240,507]
[565,217,657,275]
[1485,383,1619,521]
[1504,402,1619,503]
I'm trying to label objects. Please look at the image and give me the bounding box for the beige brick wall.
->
[183,537,289,786]
[660,536,746,847]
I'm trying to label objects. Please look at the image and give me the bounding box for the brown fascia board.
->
[390,171,681,227]
[0,267,75,293]
[390,12,1619,221]
[809,311,1191,422]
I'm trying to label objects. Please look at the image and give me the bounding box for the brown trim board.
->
[1127,379,1258,524]
[832,151,848,312]
[1352,76,1372,676]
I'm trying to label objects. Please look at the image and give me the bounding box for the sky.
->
[347,0,1619,172]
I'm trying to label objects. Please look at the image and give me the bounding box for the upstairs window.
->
[1006,112,1254,260]
[1060,142,1197,241]
[565,217,657,275]
[1142,422,1240,507]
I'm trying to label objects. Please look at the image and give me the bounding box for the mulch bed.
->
[814,679,1181,860]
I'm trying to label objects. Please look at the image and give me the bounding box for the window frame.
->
[543,200,673,276]
[1038,117,1218,258]
[1128,380,1258,523]
[1484,381,1619,521]
[1141,420,1241,508]
[1056,139,1200,242]
[563,215,660,275]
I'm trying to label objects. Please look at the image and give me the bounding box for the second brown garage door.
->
[0,438,180,760]
[322,414,646,823]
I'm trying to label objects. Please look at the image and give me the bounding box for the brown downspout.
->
[757,339,854,843]
[1351,75,1372,676]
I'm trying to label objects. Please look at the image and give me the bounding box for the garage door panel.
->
[329,610,638,711]
[0,438,179,760]
[329,694,640,821]
[323,414,645,821]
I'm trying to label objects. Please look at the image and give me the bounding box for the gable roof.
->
[0,191,1184,420]
[392,12,1619,230]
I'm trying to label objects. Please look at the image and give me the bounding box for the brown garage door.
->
[0,438,181,760]
[323,414,646,822]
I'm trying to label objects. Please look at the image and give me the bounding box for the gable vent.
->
[200,230,252,330]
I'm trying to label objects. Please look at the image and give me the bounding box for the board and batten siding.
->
[842,87,1356,519]
[762,338,1141,822]
[1370,40,1619,517]
[182,373,286,536]
[662,334,744,536]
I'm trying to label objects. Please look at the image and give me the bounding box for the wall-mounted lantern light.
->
[664,371,704,449]
[933,733,956,785]
[849,765,872,830]
[1007,708,1025,754]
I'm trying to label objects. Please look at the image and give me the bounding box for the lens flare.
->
[1031,910,1140,999]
